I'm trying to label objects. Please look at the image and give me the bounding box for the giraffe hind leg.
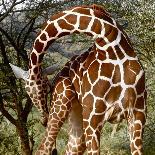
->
[82,100,105,155]
[127,96,146,155]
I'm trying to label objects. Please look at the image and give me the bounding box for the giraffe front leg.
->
[65,99,86,154]
[128,110,146,155]
[35,78,75,155]
[35,101,71,155]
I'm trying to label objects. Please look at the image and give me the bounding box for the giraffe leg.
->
[83,116,103,155]
[35,78,75,155]
[128,101,146,155]
[66,99,86,155]
[82,101,104,155]
[66,134,86,155]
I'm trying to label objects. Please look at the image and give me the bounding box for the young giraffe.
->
[10,4,147,155]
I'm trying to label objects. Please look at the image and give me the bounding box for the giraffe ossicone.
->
[10,4,146,155]
[9,63,29,80]
[10,63,58,79]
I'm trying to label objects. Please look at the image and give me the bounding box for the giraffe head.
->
[9,63,57,126]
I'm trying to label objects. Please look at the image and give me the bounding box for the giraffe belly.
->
[69,98,84,137]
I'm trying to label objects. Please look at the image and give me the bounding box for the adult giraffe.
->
[10,4,146,155]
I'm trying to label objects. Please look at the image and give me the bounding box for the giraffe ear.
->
[42,63,60,76]
[9,63,29,80]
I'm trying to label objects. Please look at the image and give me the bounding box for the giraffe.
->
[10,4,147,155]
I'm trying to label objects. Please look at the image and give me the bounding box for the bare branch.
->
[0,92,17,126]
[0,27,28,62]
[0,0,26,22]
[21,18,36,49]
[17,17,36,47]
[22,97,33,122]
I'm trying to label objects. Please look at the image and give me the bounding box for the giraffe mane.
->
[90,4,111,17]
[68,4,110,17]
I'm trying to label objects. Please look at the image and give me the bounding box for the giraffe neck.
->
[29,5,134,78]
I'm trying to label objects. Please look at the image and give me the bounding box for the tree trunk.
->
[17,121,32,155]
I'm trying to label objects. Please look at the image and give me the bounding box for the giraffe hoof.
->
[51,148,57,155]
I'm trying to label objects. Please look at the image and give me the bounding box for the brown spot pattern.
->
[56,82,64,94]
[92,80,110,97]
[65,14,77,25]
[104,24,113,37]
[73,78,80,93]
[31,52,37,65]
[115,45,125,59]
[40,33,46,41]
[73,8,91,16]
[136,73,145,95]
[88,60,100,83]
[33,67,38,74]
[82,73,91,93]
[124,60,137,85]
[96,38,106,47]
[45,23,58,38]
[38,54,44,63]
[100,63,114,78]
[107,46,117,60]
[83,94,94,119]
[112,65,121,84]
[50,12,65,21]
[120,34,136,57]
[96,50,106,61]
[34,39,44,53]
[107,27,118,42]
[91,18,102,34]
[90,115,103,129]
[79,16,91,30]
[122,88,136,109]
[84,52,95,68]
[95,99,106,113]
[135,97,144,109]
[93,10,113,25]
[58,19,74,30]
[105,86,122,103]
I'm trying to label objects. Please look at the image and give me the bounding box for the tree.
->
[0,0,43,154]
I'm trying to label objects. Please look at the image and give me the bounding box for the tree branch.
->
[17,18,35,47]
[0,0,16,22]
[21,18,36,50]
[0,92,17,126]
[22,97,33,122]
[0,27,28,62]
[0,0,26,22]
